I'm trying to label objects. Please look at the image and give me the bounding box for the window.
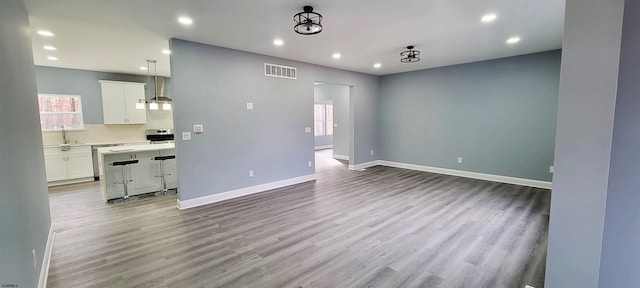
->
[38,94,85,131]
[325,104,334,136]
[314,103,333,136]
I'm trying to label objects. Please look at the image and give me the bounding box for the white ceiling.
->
[24,0,565,77]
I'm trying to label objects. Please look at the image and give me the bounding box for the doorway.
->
[313,82,351,169]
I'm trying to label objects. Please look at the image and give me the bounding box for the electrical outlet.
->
[304,127,311,133]
[249,170,254,177]
[458,157,463,164]
[370,150,374,156]
[308,161,312,167]
[246,102,254,110]
[182,132,191,141]
[334,123,338,127]
[193,124,203,133]
[550,166,554,173]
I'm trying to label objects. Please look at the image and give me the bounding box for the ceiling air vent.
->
[265,63,297,80]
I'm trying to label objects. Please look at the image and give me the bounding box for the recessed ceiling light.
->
[47,56,58,61]
[178,16,193,25]
[506,36,521,44]
[140,66,148,70]
[481,14,497,23]
[373,63,381,68]
[37,30,54,37]
[162,49,171,55]
[332,53,341,59]
[43,45,57,51]
[273,39,284,46]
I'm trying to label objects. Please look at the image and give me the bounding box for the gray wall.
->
[170,39,379,201]
[314,83,350,156]
[599,0,640,286]
[545,0,624,286]
[35,66,170,124]
[379,50,561,182]
[0,0,52,286]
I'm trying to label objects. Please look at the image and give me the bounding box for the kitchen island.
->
[97,143,177,202]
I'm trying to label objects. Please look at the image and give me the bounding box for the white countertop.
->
[44,140,150,148]
[97,143,175,155]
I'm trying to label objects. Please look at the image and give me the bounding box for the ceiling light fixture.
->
[38,30,54,37]
[47,56,58,61]
[400,46,421,63]
[43,45,57,51]
[506,36,521,44]
[481,14,497,23]
[373,63,381,68]
[178,16,193,25]
[332,53,341,59]
[162,49,171,55]
[273,39,284,46]
[294,6,323,35]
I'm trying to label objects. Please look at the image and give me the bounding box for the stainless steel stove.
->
[146,128,174,144]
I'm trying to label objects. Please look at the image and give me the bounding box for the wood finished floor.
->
[47,150,550,288]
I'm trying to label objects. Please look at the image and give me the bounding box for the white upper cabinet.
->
[100,80,146,124]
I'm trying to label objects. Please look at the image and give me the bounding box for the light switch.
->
[550,166,554,173]
[193,124,203,133]
[182,132,191,141]
[246,102,254,110]
[334,123,338,127]
[304,127,311,133]
[457,157,463,163]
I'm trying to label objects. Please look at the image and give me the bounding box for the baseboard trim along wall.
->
[332,154,349,161]
[38,225,55,288]
[348,160,379,171]
[314,145,333,150]
[177,174,317,210]
[47,176,94,187]
[378,160,552,189]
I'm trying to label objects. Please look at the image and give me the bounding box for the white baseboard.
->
[177,174,317,210]
[379,160,552,189]
[348,160,380,171]
[47,177,94,187]
[314,145,333,150]
[38,225,55,288]
[332,154,349,161]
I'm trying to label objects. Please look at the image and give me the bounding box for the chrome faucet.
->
[62,127,69,144]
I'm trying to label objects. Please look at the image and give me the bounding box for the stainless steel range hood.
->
[145,60,171,110]
[153,75,172,102]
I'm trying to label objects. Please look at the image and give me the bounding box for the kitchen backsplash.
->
[42,108,174,145]
[42,124,147,145]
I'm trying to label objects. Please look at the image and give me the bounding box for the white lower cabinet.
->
[44,145,93,184]
[103,149,177,200]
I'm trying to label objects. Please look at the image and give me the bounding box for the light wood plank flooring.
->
[47,150,549,288]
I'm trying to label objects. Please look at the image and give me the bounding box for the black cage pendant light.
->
[294,6,323,35]
[400,46,421,63]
